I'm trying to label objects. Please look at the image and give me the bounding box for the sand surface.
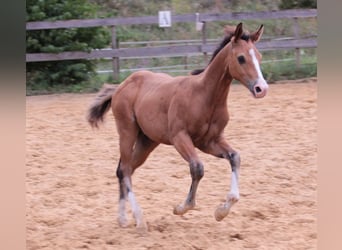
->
[26,79,317,249]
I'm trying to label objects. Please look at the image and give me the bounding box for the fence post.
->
[293,17,300,69]
[111,26,120,82]
[201,22,208,64]
[183,55,188,70]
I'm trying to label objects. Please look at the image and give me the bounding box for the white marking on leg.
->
[230,171,240,200]
[127,191,145,229]
[128,192,139,215]
[215,170,240,221]
[122,177,146,230]
[118,198,127,226]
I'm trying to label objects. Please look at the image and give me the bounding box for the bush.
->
[26,0,110,89]
[279,0,317,9]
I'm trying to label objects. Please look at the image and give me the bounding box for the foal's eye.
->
[237,55,246,64]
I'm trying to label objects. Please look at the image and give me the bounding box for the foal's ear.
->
[250,24,264,43]
[233,23,243,42]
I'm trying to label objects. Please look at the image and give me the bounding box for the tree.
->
[26,0,110,88]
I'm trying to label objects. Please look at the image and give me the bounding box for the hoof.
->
[214,204,230,221]
[136,221,148,236]
[173,203,195,215]
[173,204,186,215]
[214,194,239,221]
[118,216,128,228]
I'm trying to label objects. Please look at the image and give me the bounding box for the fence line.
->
[97,56,313,75]
[26,9,317,81]
[26,38,317,62]
[26,9,317,30]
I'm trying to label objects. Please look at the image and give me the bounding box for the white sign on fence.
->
[195,13,203,31]
[158,11,172,27]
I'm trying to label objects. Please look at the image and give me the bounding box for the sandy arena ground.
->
[26,79,317,249]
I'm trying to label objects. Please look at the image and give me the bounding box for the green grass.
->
[261,49,317,82]
[26,48,316,95]
[94,49,317,82]
[26,75,104,95]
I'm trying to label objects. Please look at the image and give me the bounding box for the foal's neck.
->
[201,45,233,105]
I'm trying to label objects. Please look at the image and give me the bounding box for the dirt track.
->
[26,79,317,249]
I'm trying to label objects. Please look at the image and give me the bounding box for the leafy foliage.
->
[26,0,110,88]
[279,0,317,9]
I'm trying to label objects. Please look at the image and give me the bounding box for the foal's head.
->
[225,23,268,98]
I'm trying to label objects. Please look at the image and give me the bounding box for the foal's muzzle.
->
[250,80,268,98]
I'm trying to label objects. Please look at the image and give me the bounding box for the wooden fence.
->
[26,9,317,81]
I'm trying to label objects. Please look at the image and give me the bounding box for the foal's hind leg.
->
[172,132,204,215]
[200,137,240,221]
[116,129,159,229]
[131,132,159,170]
[116,159,128,227]
[114,111,147,229]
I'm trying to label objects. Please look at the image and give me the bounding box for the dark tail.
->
[87,84,117,128]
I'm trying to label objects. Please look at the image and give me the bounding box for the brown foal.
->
[87,23,268,230]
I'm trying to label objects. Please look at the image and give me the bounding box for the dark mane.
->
[191,33,250,75]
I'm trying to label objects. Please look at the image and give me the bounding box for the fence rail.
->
[26,9,317,80]
[26,38,316,62]
[26,9,317,30]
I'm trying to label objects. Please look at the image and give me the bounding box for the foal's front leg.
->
[201,137,241,221]
[172,132,204,215]
[173,160,204,215]
[215,150,240,221]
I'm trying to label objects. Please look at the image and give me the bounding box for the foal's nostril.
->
[255,86,262,93]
